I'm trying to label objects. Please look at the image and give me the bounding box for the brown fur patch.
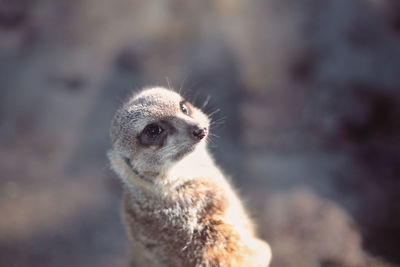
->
[121,178,267,267]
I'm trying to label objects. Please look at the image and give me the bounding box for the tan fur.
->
[108,87,271,266]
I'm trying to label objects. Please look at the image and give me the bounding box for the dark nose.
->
[192,126,208,140]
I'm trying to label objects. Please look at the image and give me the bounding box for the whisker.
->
[210,122,225,128]
[165,77,172,90]
[159,142,188,154]
[159,143,182,153]
[179,73,191,95]
[207,108,221,119]
[201,95,211,110]
[185,80,200,96]
[206,137,218,148]
[209,133,220,138]
[210,117,226,125]
[158,145,176,154]
[191,90,200,105]
[210,121,225,126]
[160,143,189,161]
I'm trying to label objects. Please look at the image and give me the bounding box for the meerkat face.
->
[109,87,210,180]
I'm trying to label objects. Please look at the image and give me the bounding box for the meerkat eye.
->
[180,101,191,116]
[143,123,163,139]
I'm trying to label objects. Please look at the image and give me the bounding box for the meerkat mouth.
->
[172,144,197,161]
[123,156,140,175]
[122,156,154,183]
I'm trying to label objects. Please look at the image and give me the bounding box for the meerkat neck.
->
[125,145,215,202]
[162,146,214,184]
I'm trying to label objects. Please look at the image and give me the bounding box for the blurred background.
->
[0,0,399,266]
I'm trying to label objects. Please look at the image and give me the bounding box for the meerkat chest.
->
[122,179,230,256]
[122,194,203,266]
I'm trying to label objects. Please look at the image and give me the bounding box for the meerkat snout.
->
[191,126,208,140]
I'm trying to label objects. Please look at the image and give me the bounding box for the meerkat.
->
[108,87,271,267]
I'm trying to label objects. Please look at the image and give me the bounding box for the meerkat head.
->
[109,87,210,184]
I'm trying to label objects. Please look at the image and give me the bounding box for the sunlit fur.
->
[108,87,272,267]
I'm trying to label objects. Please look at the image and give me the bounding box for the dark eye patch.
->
[144,123,163,138]
[139,123,166,147]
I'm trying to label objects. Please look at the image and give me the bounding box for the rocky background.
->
[0,1,399,266]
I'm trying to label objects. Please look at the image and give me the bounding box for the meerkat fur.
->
[108,87,271,267]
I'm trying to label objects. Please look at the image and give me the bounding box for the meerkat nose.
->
[192,126,208,140]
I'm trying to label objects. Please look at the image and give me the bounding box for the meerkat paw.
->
[249,239,272,267]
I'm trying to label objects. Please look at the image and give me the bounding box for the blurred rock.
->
[254,189,394,267]
[0,0,399,266]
